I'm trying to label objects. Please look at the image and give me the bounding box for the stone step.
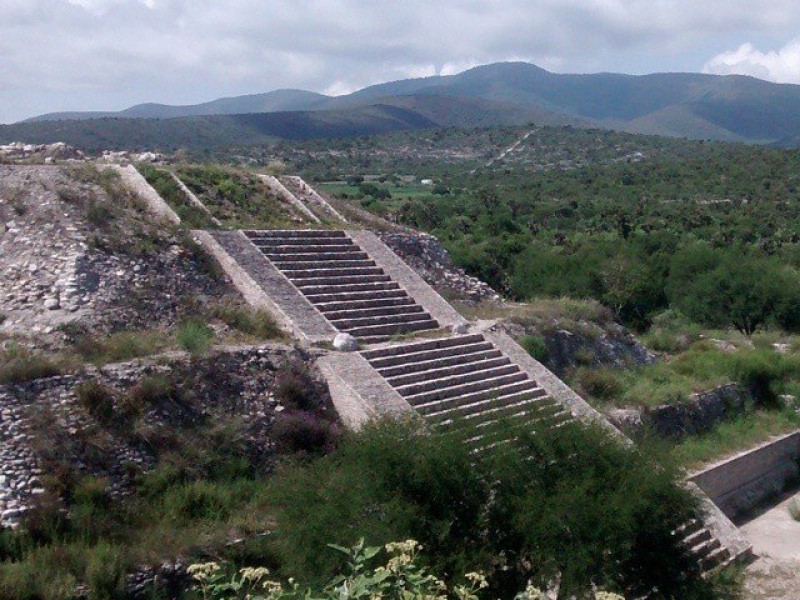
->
[426,387,551,422]
[379,348,504,379]
[283,266,386,279]
[396,364,522,398]
[462,404,571,436]
[344,317,439,338]
[362,334,487,362]
[387,356,512,388]
[700,546,731,571]
[270,259,376,270]
[322,304,425,321]
[415,379,539,415]
[434,393,560,430]
[264,251,370,261]
[245,229,347,239]
[253,238,356,248]
[262,245,364,255]
[293,274,392,287]
[404,370,530,407]
[368,341,496,370]
[304,289,409,304]
[298,282,401,295]
[316,296,417,312]
[682,528,712,549]
[460,409,573,450]
[330,310,433,330]
[691,536,721,558]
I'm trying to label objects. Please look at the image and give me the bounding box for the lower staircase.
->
[244,229,440,343]
[362,334,573,450]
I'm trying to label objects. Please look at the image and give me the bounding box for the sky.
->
[2,0,800,124]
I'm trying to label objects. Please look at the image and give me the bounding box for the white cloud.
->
[703,39,800,83]
[3,1,800,122]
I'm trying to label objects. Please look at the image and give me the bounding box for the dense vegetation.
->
[0,419,732,600]
[326,138,800,333]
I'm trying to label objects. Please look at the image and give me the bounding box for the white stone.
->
[333,332,359,352]
[452,322,470,335]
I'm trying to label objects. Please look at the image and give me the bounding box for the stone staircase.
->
[362,334,573,450]
[677,519,733,572]
[244,230,440,343]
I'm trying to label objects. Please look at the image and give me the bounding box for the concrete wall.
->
[690,431,800,519]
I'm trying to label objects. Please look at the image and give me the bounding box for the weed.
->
[176,320,214,354]
[274,361,323,411]
[0,352,63,385]
[519,334,548,363]
[210,302,283,340]
[75,381,116,424]
[573,367,623,402]
[272,411,339,455]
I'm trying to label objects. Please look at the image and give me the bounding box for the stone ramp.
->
[281,176,348,223]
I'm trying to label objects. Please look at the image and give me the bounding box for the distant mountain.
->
[0,104,439,153]
[26,89,329,122]
[9,61,800,148]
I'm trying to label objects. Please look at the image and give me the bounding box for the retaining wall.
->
[689,431,800,519]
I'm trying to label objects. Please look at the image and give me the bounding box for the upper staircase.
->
[244,230,440,343]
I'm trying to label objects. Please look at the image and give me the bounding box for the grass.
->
[209,303,285,342]
[71,330,171,365]
[176,320,214,354]
[0,344,64,385]
[672,407,800,469]
[137,164,218,229]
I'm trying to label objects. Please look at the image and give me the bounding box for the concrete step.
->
[322,304,425,321]
[292,275,393,287]
[245,229,347,239]
[253,238,356,248]
[700,546,731,571]
[426,387,551,422]
[298,282,401,295]
[435,394,561,430]
[264,251,370,261]
[344,317,439,338]
[304,289,409,304]
[463,404,571,436]
[460,409,573,450]
[404,370,530,407]
[262,246,364,256]
[396,364,522,398]
[387,356,512,388]
[682,528,712,549]
[283,266,386,279]
[316,296,416,312]
[362,334,487,363]
[414,379,540,415]
[330,310,433,330]
[377,347,503,378]
[270,259,376,270]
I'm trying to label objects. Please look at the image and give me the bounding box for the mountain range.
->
[4,62,800,150]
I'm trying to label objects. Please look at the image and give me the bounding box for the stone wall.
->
[607,383,751,439]
[377,232,501,304]
[0,165,234,348]
[690,431,800,519]
[0,343,332,528]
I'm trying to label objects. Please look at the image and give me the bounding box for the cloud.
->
[2,1,800,123]
[704,39,800,83]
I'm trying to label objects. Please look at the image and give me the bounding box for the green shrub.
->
[75,381,116,424]
[266,419,707,598]
[519,334,548,363]
[274,361,323,412]
[176,320,214,354]
[72,330,168,364]
[573,367,623,402]
[732,349,798,406]
[0,352,63,385]
[85,543,125,600]
[211,303,283,340]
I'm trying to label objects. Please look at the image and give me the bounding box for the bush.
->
[272,411,339,455]
[75,381,116,424]
[211,303,283,340]
[85,543,125,600]
[732,349,797,406]
[519,334,548,363]
[0,352,63,385]
[573,367,623,402]
[274,361,323,411]
[266,419,708,598]
[176,320,214,354]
